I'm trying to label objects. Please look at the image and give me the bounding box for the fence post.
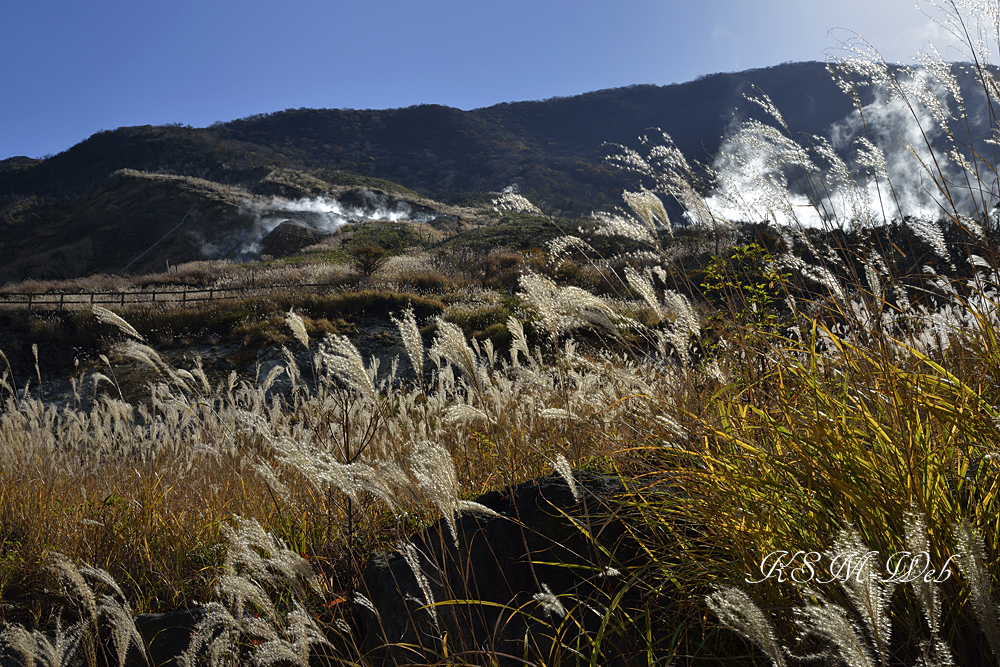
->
[90,293,95,305]
[209,289,213,302]
[183,291,187,308]
[27,293,32,309]
[120,292,125,307]
[152,291,156,304]
[59,293,64,310]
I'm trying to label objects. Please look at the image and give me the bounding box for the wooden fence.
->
[0,278,446,311]
[0,283,331,311]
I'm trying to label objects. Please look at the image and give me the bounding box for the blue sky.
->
[0,0,961,159]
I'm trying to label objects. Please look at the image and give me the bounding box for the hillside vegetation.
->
[4,9,1000,665]
[0,63,866,287]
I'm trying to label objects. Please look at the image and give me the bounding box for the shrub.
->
[350,244,389,277]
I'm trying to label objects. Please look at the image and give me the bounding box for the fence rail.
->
[0,278,448,311]
[0,282,334,311]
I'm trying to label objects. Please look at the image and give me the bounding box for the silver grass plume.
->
[622,189,671,236]
[540,408,576,421]
[552,453,580,503]
[548,235,599,263]
[114,340,162,373]
[744,89,790,132]
[519,272,622,339]
[625,266,662,321]
[249,602,332,667]
[605,130,723,230]
[213,572,280,626]
[828,527,893,664]
[399,542,439,627]
[590,210,655,244]
[115,340,192,390]
[904,511,954,666]
[954,518,1000,660]
[656,290,700,367]
[178,601,240,667]
[481,336,496,367]
[221,517,320,603]
[250,458,293,507]
[705,586,786,667]
[492,192,544,215]
[261,363,285,394]
[42,555,147,667]
[903,511,943,635]
[429,318,484,395]
[391,306,424,387]
[443,404,490,426]
[285,309,309,349]
[318,335,376,401]
[507,316,531,366]
[281,347,299,392]
[353,593,379,619]
[1,621,81,667]
[95,593,148,667]
[533,583,568,619]
[92,305,144,342]
[89,373,114,396]
[183,518,326,667]
[32,344,40,393]
[409,440,499,546]
[48,553,97,622]
[791,592,877,667]
[192,356,211,394]
[663,290,700,337]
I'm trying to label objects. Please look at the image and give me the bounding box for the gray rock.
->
[258,221,327,258]
[129,608,204,667]
[357,471,641,666]
[0,608,203,667]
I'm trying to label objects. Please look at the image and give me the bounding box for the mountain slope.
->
[0,61,927,283]
[1,63,852,205]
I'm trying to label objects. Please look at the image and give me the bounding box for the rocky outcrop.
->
[257,220,327,258]
[357,471,642,666]
[130,608,204,667]
[0,608,205,667]
[0,473,643,667]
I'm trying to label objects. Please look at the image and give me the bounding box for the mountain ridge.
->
[0,61,919,283]
[0,62,851,206]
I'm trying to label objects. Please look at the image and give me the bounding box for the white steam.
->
[701,65,986,231]
[200,190,438,259]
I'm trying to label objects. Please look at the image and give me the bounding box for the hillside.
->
[5,38,1000,666]
[2,60,990,285]
[1,62,855,204]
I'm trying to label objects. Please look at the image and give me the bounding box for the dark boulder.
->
[258,221,326,258]
[129,608,204,667]
[357,471,643,666]
[0,608,204,667]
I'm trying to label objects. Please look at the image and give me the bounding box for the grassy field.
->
[4,6,1000,666]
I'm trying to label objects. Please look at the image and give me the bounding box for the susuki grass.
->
[0,293,665,662]
[6,2,1000,665]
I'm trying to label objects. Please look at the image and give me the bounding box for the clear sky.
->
[0,0,966,160]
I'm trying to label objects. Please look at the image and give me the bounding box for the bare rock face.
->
[129,608,205,666]
[0,608,205,667]
[357,471,641,666]
[257,220,326,258]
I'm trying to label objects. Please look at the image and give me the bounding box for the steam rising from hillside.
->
[702,64,989,230]
[200,190,438,258]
